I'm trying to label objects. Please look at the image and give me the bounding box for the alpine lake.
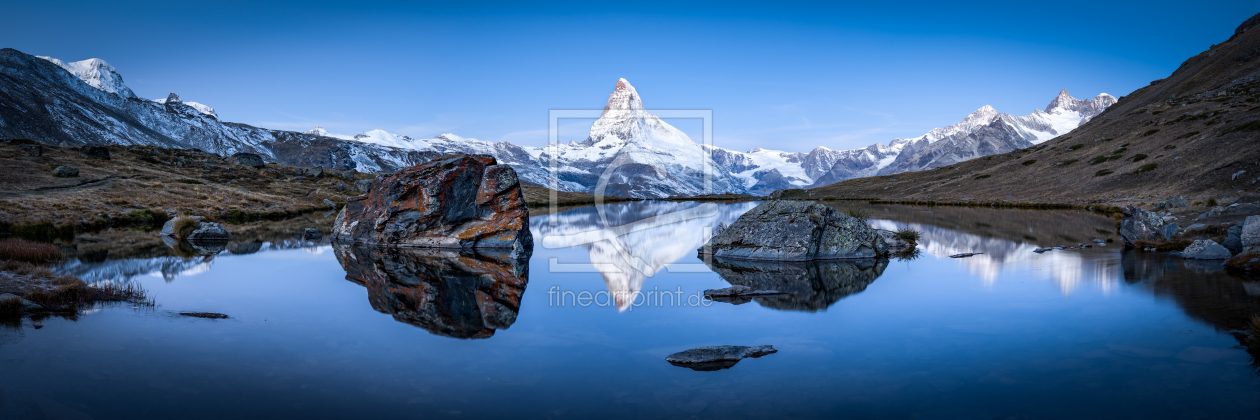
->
[2,200,1259,419]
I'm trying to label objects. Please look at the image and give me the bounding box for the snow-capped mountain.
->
[153,93,216,118]
[3,47,1117,198]
[874,90,1116,175]
[0,49,431,173]
[36,56,137,99]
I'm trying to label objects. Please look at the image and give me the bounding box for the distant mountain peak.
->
[36,55,137,98]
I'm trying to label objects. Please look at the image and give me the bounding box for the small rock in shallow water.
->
[665,345,777,371]
[949,253,983,258]
[179,312,229,319]
[303,228,323,240]
[1181,239,1232,260]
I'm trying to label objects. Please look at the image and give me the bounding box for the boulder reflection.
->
[704,258,888,311]
[1121,250,1260,332]
[333,245,528,339]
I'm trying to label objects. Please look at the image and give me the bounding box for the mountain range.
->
[0,47,1115,198]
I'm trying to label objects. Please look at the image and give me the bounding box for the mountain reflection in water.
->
[535,201,758,310]
[333,245,528,339]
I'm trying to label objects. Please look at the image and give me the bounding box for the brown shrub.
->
[1132,239,1194,251]
[1226,250,1260,271]
[0,238,62,263]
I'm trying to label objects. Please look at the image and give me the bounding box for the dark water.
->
[3,201,1260,419]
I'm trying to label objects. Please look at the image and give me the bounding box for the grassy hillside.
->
[810,13,1260,206]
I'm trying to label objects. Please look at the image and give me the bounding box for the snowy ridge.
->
[37,56,137,99]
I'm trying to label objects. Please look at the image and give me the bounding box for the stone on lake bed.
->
[179,312,228,319]
[949,253,983,258]
[665,345,777,371]
[303,228,323,240]
[699,201,887,261]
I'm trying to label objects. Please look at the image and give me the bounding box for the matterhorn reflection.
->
[535,201,759,311]
[333,245,528,339]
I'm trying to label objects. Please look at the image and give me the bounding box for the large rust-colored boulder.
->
[331,155,532,258]
[334,245,527,339]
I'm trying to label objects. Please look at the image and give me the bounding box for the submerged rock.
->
[303,228,323,240]
[665,345,777,371]
[179,312,229,319]
[1120,205,1165,247]
[1182,239,1232,260]
[699,201,887,261]
[334,245,527,339]
[949,253,983,258]
[331,155,532,259]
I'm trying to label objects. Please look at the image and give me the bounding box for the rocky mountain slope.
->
[809,12,1260,205]
[0,49,431,173]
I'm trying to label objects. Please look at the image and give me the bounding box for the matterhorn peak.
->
[164,92,182,105]
[603,78,644,114]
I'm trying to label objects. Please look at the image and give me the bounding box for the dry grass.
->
[1132,238,1194,251]
[0,238,62,262]
[1226,250,1260,271]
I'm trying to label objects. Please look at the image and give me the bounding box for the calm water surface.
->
[3,201,1260,419]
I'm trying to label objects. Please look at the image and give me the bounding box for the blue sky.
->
[4,1,1257,152]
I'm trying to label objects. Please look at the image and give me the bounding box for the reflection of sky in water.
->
[4,202,1260,419]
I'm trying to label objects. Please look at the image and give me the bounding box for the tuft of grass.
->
[1208,198,1219,207]
[0,295,20,317]
[1021,159,1037,166]
[1164,145,1177,150]
[845,207,870,221]
[0,238,62,263]
[973,174,991,180]
[894,229,921,244]
[1175,131,1200,139]
[1131,154,1148,162]
[1089,156,1110,165]
[1057,159,1078,166]
[1193,201,1204,206]
[1067,144,1084,151]
[1134,163,1158,174]
[1143,129,1161,136]
[171,217,200,238]
[177,179,204,184]
[1094,169,1114,177]
[1250,315,1260,345]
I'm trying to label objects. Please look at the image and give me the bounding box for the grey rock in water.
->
[1092,238,1107,245]
[949,253,983,258]
[665,345,777,371]
[303,228,323,240]
[1160,223,1179,241]
[77,145,110,160]
[1119,205,1165,247]
[187,222,231,242]
[703,258,886,311]
[354,178,373,194]
[700,201,888,261]
[1181,239,1232,260]
[160,215,204,238]
[227,152,265,168]
[875,229,915,251]
[52,166,78,177]
[1242,216,1260,251]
